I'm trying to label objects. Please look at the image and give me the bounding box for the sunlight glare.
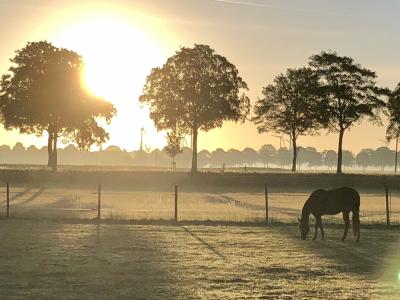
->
[52,9,170,150]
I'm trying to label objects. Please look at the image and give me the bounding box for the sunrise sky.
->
[0,0,399,153]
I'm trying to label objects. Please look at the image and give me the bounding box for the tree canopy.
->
[164,131,183,171]
[309,50,388,174]
[0,41,116,171]
[385,83,400,172]
[386,83,400,140]
[258,144,276,168]
[356,148,373,171]
[139,44,250,173]
[253,67,324,171]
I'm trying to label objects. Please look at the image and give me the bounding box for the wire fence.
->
[0,183,398,225]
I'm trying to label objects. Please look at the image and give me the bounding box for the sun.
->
[50,8,173,150]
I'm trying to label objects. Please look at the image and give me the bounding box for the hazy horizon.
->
[0,0,399,153]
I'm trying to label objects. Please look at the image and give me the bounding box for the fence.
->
[0,182,399,225]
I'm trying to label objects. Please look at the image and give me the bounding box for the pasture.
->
[1,172,400,298]
[1,185,400,224]
[0,219,399,299]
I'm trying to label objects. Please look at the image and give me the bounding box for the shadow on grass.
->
[9,187,33,201]
[0,219,193,299]
[21,187,46,203]
[182,226,227,261]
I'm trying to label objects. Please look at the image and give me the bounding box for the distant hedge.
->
[0,169,397,193]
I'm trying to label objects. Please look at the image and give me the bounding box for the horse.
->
[298,187,360,242]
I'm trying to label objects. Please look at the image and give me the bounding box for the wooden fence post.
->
[174,185,178,222]
[265,183,269,223]
[6,182,9,218]
[97,184,101,222]
[385,185,390,227]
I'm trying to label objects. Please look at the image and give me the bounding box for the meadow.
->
[1,185,399,225]
[1,170,400,299]
[0,219,399,299]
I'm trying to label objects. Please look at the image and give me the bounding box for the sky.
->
[0,0,399,153]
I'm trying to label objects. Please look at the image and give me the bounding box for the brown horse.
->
[298,187,360,241]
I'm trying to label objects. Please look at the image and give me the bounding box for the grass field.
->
[0,219,399,299]
[1,186,399,224]
[2,180,400,298]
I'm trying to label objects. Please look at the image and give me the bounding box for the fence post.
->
[265,183,269,223]
[174,185,178,222]
[6,182,9,218]
[97,184,101,222]
[385,185,390,227]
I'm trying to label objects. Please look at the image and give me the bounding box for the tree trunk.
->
[47,130,53,168]
[395,136,398,173]
[291,136,297,172]
[337,128,345,174]
[191,127,198,173]
[51,131,58,172]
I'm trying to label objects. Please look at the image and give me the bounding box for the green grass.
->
[0,219,399,299]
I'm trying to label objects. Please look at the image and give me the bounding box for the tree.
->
[276,147,291,169]
[342,150,355,170]
[258,144,276,168]
[148,148,169,168]
[198,150,211,168]
[309,51,388,174]
[253,68,324,172]
[242,147,258,167]
[210,148,227,167]
[301,147,322,170]
[0,145,10,164]
[106,145,123,152]
[175,147,192,168]
[140,44,250,173]
[296,146,306,170]
[372,147,394,171]
[0,41,116,171]
[226,148,242,167]
[164,131,183,171]
[323,150,337,170]
[386,83,400,172]
[356,148,373,171]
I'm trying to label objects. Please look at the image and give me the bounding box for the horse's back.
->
[334,187,360,208]
[309,187,360,215]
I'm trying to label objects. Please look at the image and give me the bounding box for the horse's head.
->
[298,217,309,240]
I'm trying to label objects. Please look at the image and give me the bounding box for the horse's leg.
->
[342,212,350,241]
[353,210,360,242]
[313,215,319,240]
[317,216,325,240]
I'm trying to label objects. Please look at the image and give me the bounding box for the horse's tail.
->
[352,209,360,241]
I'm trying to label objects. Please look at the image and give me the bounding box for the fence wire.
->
[0,185,398,224]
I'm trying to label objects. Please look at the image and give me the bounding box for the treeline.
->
[1,143,396,171]
[1,41,400,174]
